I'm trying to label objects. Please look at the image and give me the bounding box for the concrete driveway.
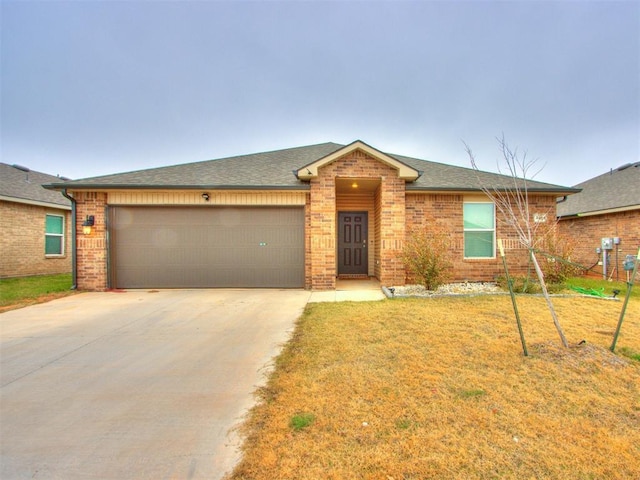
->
[0,289,310,479]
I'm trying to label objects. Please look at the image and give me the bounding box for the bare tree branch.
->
[466,136,569,348]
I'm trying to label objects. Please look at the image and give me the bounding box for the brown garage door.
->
[109,206,304,288]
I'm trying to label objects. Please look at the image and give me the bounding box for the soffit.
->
[335,178,380,194]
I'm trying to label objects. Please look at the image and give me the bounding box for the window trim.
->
[45,213,65,257]
[463,201,496,259]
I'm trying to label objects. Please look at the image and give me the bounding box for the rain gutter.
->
[60,189,77,290]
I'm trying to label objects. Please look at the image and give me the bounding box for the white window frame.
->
[45,213,65,257]
[463,202,496,259]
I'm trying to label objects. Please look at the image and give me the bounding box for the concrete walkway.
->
[308,278,386,302]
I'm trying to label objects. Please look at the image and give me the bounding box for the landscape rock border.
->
[383,282,506,299]
[382,282,621,300]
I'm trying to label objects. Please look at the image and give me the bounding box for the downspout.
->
[60,189,77,290]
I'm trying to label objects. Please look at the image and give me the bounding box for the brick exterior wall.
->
[75,192,108,291]
[558,209,640,281]
[0,200,72,278]
[405,193,558,282]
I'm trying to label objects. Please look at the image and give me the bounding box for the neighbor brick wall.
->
[405,193,558,282]
[558,209,640,281]
[0,200,72,278]
[75,192,108,291]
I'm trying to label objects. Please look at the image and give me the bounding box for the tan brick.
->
[0,200,72,278]
[558,210,640,281]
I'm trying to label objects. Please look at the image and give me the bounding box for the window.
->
[45,214,64,256]
[463,203,495,258]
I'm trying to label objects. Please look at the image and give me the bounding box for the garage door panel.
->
[110,207,304,288]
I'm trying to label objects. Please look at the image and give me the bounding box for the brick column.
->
[75,192,108,291]
[308,176,336,290]
[378,176,406,286]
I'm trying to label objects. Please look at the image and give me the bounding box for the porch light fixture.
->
[82,215,95,235]
[351,182,358,189]
[202,192,210,201]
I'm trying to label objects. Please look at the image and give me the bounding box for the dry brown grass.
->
[228,296,640,480]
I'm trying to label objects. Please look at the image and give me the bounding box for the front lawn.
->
[229,295,640,479]
[0,274,76,312]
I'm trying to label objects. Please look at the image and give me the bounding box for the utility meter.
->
[601,238,613,250]
[624,255,636,271]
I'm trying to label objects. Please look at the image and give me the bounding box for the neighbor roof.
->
[557,162,640,217]
[0,163,71,208]
[44,141,577,194]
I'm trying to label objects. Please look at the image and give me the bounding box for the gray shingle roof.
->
[556,162,640,217]
[0,163,71,208]
[46,143,344,190]
[44,141,576,194]
[392,153,572,192]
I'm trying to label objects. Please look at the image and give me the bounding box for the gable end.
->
[295,140,420,181]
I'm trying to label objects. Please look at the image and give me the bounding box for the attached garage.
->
[109,206,304,288]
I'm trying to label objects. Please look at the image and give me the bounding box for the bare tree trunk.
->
[530,250,569,347]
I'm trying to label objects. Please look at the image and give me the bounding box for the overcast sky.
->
[2,0,638,187]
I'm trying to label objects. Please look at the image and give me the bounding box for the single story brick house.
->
[45,140,577,291]
[557,162,639,281]
[0,163,72,278]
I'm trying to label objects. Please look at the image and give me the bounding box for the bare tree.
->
[465,135,569,348]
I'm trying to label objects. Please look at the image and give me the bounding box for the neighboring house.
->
[0,163,72,278]
[557,162,640,281]
[45,140,577,291]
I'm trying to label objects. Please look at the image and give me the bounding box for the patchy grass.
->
[565,276,639,300]
[290,413,316,432]
[619,347,640,362]
[229,296,640,480]
[0,274,76,312]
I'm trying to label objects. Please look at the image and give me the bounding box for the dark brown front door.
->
[338,211,368,275]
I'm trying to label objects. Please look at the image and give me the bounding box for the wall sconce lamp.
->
[82,215,95,235]
[201,192,210,201]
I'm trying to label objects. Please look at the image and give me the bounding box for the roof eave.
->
[0,194,72,210]
[44,183,310,191]
[558,204,640,219]
[406,186,580,194]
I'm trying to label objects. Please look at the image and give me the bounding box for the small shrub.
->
[496,275,539,294]
[402,227,452,290]
[537,228,582,284]
[496,275,565,295]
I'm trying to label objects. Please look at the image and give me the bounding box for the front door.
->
[338,211,368,275]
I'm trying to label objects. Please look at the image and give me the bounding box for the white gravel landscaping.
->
[384,282,505,298]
